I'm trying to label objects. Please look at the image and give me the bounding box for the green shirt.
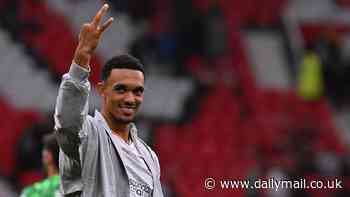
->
[20,175,61,197]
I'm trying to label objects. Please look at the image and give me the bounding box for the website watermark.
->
[204,177,343,191]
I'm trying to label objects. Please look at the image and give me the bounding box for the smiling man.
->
[54,4,163,197]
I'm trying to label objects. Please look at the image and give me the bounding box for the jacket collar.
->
[94,110,157,179]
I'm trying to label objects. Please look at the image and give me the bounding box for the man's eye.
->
[133,88,144,96]
[114,86,126,93]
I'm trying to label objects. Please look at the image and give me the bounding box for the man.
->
[54,4,163,197]
[20,134,61,197]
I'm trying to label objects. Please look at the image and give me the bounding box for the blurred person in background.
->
[17,122,54,173]
[20,133,60,197]
[54,4,163,197]
[297,50,324,101]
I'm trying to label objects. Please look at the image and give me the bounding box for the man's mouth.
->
[119,105,136,115]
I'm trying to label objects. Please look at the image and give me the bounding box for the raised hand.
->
[74,4,114,68]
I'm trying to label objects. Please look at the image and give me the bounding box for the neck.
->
[101,110,130,143]
[47,165,58,177]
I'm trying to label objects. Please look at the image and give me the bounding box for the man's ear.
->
[97,81,105,97]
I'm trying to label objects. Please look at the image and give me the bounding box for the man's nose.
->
[123,91,136,103]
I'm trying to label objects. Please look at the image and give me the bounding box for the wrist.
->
[73,47,92,68]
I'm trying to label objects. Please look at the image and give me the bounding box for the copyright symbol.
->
[205,178,215,190]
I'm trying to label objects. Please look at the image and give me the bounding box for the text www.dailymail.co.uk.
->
[204,177,343,191]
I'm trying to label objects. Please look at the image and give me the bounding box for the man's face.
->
[42,149,50,173]
[100,69,144,124]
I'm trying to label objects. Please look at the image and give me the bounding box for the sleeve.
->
[54,62,91,159]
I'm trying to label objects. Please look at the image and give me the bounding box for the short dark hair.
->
[43,133,59,168]
[101,54,145,81]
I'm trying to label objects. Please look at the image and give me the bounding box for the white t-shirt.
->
[112,134,154,197]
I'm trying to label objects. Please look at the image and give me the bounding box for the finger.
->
[91,4,109,27]
[98,17,114,33]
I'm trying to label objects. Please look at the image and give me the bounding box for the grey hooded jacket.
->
[54,63,164,197]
